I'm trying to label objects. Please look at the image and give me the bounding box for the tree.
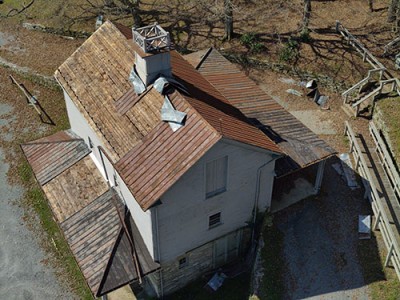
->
[0,0,35,18]
[388,0,398,23]
[224,0,233,40]
[71,0,142,28]
[368,0,373,12]
[302,0,311,33]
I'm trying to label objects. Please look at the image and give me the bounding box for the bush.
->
[279,38,299,62]
[240,32,264,54]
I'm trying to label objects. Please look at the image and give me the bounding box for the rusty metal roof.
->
[188,48,336,175]
[21,133,159,297]
[21,130,91,185]
[61,189,123,294]
[115,89,221,211]
[98,213,160,296]
[56,22,281,211]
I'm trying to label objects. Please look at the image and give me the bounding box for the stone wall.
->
[148,227,251,296]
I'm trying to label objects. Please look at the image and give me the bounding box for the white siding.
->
[156,140,276,262]
[63,90,155,258]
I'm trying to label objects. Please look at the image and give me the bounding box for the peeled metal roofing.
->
[189,48,336,175]
[21,130,91,185]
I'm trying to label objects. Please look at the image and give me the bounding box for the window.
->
[88,136,94,149]
[209,212,222,228]
[205,156,228,198]
[178,256,188,269]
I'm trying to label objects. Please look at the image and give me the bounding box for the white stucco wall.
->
[156,139,276,262]
[63,90,155,258]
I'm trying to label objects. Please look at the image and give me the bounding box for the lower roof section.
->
[186,48,336,176]
[21,132,159,297]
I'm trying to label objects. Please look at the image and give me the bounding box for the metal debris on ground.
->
[317,95,329,109]
[306,79,317,89]
[358,215,371,239]
[339,153,360,190]
[206,272,227,292]
[95,15,103,30]
[286,89,303,97]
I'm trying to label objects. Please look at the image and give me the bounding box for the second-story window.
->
[205,156,228,198]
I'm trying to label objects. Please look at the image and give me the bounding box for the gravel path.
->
[0,103,74,299]
[276,158,371,299]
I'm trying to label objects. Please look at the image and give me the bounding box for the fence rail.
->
[344,121,400,280]
[342,67,386,105]
[369,122,400,203]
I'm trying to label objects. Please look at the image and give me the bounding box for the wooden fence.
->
[344,121,400,280]
[369,122,400,203]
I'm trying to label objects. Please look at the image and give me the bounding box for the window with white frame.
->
[205,156,228,198]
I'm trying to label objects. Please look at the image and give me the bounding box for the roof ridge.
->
[194,47,213,70]
[22,138,84,146]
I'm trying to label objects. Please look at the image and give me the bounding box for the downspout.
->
[154,206,164,298]
[98,146,110,183]
[251,155,278,245]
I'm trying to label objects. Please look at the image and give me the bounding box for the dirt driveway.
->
[274,157,371,299]
[0,102,74,299]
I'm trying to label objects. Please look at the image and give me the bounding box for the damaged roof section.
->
[21,131,159,297]
[186,48,336,176]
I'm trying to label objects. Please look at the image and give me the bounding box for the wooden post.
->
[355,155,360,171]
[385,243,394,267]
[355,105,359,117]
[373,210,381,230]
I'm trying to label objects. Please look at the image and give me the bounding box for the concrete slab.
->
[107,284,136,300]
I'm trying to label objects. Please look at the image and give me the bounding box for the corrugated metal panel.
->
[191,48,336,175]
[21,130,91,185]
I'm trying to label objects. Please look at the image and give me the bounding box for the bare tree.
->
[70,0,142,27]
[224,0,233,40]
[368,0,373,12]
[388,0,398,23]
[0,0,35,18]
[302,0,311,33]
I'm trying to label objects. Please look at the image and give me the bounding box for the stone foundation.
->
[146,227,251,297]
